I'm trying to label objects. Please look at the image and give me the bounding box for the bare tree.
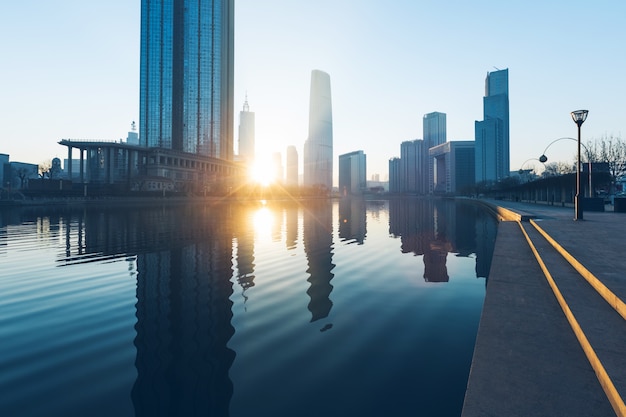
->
[542,161,574,177]
[13,167,30,189]
[585,134,626,192]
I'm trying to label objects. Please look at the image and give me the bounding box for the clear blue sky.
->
[2,0,625,184]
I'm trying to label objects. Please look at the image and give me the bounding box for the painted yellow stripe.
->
[517,221,626,417]
[529,218,626,322]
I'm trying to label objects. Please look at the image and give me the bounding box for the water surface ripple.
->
[0,198,496,417]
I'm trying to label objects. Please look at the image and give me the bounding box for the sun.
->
[249,157,275,186]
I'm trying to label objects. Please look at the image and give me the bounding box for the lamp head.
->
[539,154,548,163]
[571,109,589,127]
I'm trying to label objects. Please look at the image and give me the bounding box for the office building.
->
[388,157,401,193]
[400,139,424,194]
[430,141,475,194]
[139,0,234,160]
[286,145,298,186]
[338,150,366,195]
[303,70,333,191]
[423,112,447,193]
[238,96,255,163]
[475,69,509,183]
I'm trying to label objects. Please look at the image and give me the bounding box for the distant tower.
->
[475,68,509,183]
[127,121,139,145]
[303,70,333,191]
[238,95,255,163]
[286,145,298,186]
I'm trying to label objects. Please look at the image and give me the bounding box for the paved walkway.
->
[461,200,626,417]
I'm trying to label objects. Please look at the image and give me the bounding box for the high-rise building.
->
[139,0,234,160]
[338,150,366,195]
[399,139,423,194]
[286,145,298,186]
[430,141,475,194]
[475,69,509,183]
[423,112,447,193]
[303,70,333,191]
[238,96,255,163]
[423,112,447,148]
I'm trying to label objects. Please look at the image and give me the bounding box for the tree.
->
[13,167,30,189]
[542,162,574,177]
[39,160,52,179]
[585,134,626,192]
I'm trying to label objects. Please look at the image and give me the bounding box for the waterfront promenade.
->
[462,200,626,417]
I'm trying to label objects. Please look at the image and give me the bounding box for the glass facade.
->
[475,69,509,183]
[140,0,234,160]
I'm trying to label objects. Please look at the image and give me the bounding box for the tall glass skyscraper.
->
[304,70,333,190]
[475,69,509,183]
[140,0,234,160]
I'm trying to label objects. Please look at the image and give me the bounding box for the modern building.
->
[238,96,255,164]
[286,145,298,186]
[4,161,39,190]
[0,153,8,188]
[139,0,234,160]
[400,139,424,194]
[475,68,509,183]
[338,150,366,195]
[303,70,333,191]
[430,141,475,194]
[423,112,447,193]
[388,157,401,193]
[127,122,139,145]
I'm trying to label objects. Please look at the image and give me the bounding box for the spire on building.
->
[243,93,249,112]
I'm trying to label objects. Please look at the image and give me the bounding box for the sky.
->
[1,0,625,185]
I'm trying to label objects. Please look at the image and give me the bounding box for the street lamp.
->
[571,109,589,221]
[538,137,592,197]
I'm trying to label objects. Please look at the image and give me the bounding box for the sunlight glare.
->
[249,157,275,186]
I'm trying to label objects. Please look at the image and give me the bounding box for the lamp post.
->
[571,110,589,221]
[538,137,592,197]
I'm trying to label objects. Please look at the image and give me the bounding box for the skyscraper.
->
[140,0,234,160]
[338,150,366,195]
[238,96,255,163]
[475,69,509,183]
[423,112,447,193]
[303,70,333,191]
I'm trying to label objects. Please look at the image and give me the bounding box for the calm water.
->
[0,198,497,417]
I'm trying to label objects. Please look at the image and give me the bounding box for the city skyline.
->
[1,1,625,182]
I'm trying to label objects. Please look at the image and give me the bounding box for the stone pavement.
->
[461,200,626,417]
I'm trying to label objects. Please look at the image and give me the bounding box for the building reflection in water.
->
[303,200,336,323]
[51,205,238,417]
[389,198,497,282]
[338,197,367,244]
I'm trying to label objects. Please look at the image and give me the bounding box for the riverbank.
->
[462,200,626,417]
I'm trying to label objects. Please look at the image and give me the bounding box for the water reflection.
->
[389,198,497,282]
[303,200,336,323]
[338,197,366,244]
[0,199,497,417]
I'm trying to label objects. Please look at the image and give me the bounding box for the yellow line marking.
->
[517,221,626,417]
[529,218,626,322]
